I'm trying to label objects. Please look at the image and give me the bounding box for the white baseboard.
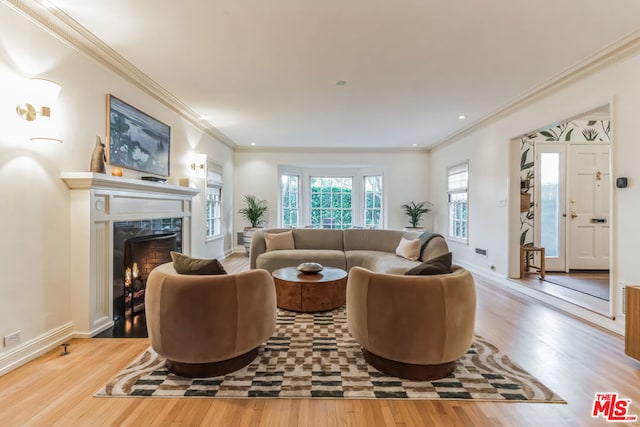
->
[460,262,625,336]
[0,322,74,376]
[220,247,245,259]
[71,320,114,339]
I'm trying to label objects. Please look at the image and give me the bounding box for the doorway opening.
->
[512,106,611,315]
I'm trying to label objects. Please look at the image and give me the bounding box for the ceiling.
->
[48,0,640,149]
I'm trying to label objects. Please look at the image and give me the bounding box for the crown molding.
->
[234,145,430,154]
[3,0,237,149]
[7,0,638,154]
[432,29,640,152]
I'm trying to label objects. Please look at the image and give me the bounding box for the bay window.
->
[278,167,383,229]
[363,175,383,229]
[281,174,300,228]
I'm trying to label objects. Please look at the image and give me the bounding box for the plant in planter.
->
[401,201,432,229]
[238,195,269,256]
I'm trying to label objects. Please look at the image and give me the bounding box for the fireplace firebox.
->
[124,233,177,316]
[113,218,182,323]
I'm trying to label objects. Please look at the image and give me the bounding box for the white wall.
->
[430,45,640,322]
[234,149,430,243]
[0,3,233,371]
[430,127,511,274]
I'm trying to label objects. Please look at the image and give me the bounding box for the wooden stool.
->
[520,246,545,279]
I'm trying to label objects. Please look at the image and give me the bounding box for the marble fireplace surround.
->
[62,172,199,337]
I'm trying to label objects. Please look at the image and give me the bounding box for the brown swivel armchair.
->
[145,262,277,378]
[346,265,476,380]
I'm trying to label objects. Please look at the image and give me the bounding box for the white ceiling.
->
[49,0,640,149]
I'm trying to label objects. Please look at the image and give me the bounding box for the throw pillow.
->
[265,230,295,251]
[395,237,421,261]
[170,251,227,275]
[404,252,452,276]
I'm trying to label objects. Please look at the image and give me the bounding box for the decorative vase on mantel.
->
[90,136,106,174]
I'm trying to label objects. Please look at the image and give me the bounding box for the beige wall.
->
[0,3,233,371]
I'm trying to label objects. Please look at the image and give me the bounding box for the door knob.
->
[570,211,578,219]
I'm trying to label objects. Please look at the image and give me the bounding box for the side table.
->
[272,266,347,312]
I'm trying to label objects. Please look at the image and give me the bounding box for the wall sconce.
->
[190,154,207,180]
[15,78,62,143]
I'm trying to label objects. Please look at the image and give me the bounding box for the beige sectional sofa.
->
[250,228,450,274]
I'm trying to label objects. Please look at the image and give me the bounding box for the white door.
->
[535,144,566,271]
[567,144,610,270]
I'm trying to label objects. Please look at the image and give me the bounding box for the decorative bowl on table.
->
[297,262,324,274]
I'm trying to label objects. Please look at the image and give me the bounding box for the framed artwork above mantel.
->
[107,94,171,177]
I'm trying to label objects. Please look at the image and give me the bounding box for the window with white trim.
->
[447,163,468,242]
[278,167,384,228]
[206,164,223,240]
[281,174,299,227]
[363,175,383,229]
[310,176,353,229]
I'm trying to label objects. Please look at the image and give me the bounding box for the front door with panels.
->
[567,144,610,270]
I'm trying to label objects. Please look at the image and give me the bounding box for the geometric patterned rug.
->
[96,307,564,402]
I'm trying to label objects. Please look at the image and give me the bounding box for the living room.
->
[2,1,640,425]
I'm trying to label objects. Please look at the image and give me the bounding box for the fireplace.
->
[113,219,182,322]
[62,172,199,337]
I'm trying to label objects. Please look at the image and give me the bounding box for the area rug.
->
[96,308,564,402]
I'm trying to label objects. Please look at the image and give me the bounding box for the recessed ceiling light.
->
[458,115,466,120]
[336,80,347,86]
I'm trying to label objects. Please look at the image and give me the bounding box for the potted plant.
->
[238,195,269,255]
[401,201,432,230]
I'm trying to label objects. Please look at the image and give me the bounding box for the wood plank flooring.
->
[1,254,639,426]
[514,273,610,315]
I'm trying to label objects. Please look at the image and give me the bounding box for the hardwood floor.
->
[1,254,639,426]
[514,273,610,315]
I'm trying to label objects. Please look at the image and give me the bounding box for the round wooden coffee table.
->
[271,266,347,312]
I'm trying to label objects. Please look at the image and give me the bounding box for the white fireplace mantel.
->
[62,172,199,337]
